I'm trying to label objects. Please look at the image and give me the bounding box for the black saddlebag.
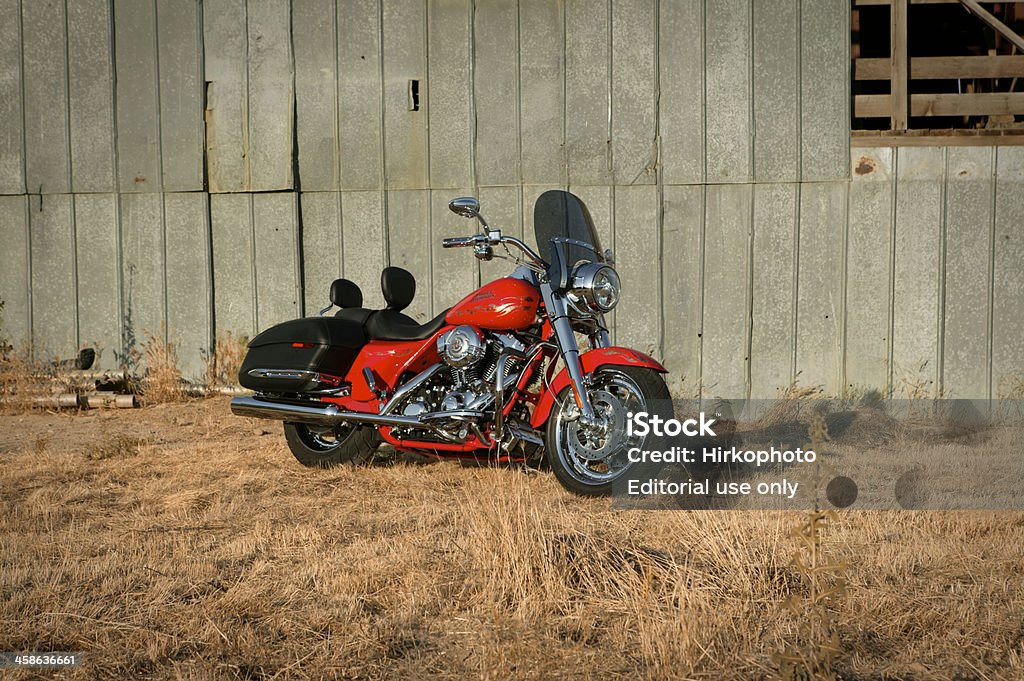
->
[238,317,366,393]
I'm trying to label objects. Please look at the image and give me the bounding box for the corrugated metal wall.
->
[0,0,1020,400]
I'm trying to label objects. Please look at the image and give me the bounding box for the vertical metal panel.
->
[203,0,248,193]
[565,0,610,187]
[846,148,894,392]
[704,0,751,184]
[74,194,120,368]
[892,147,943,394]
[293,0,340,191]
[702,184,751,397]
[661,184,704,396]
[611,0,656,186]
[473,0,520,187]
[942,147,994,399]
[992,147,1024,398]
[386,190,432,320]
[750,183,797,397]
[157,0,205,192]
[427,0,472,189]
[477,186,523,284]
[246,0,294,191]
[114,0,161,193]
[0,0,25,194]
[337,0,384,190]
[431,188,477,314]
[518,0,565,186]
[752,0,798,183]
[300,192,342,314]
[341,190,386,309]
[613,186,660,357]
[29,194,76,357]
[800,0,849,181]
[0,196,30,348]
[119,193,165,352]
[67,0,115,193]
[382,0,428,189]
[164,192,212,380]
[796,182,846,394]
[210,193,255,336]
[253,192,300,326]
[659,0,703,186]
[22,0,70,194]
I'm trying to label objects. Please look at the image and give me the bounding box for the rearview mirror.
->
[448,197,481,219]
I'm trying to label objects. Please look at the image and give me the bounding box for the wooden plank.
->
[473,0,521,187]
[210,194,255,336]
[340,191,386,309]
[157,0,205,192]
[253,193,300,326]
[705,0,751,183]
[382,0,428,189]
[802,0,852,180]
[958,0,1024,54]
[114,0,161,192]
[427,0,472,189]
[992,147,1024,399]
[942,147,994,399]
[518,0,565,185]
[856,92,1024,118]
[891,147,944,396]
[299,192,342,314]
[22,0,70,194]
[661,185,705,397]
[613,186,660,359]
[203,0,248,193]
[611,0,657,185]
[0,0,25,193]
[752,0,799,183]
[659,0,704,185]
[119,193,165,350]
[565,0,611,187]
[386,190,432,320]
[853,131,1024,146]
[796,182,847,395]
[846,148,894,393]
[855,55,1024,80]
[30,195,76,358]
[0,196,30,349]
[750,183,797,398]
[74,194,120,369]
[701,184,752,398]
[293,0,340,191]
[337,0,384,190]
[246,0,294,191]
[67,0,115,193]
[855,0,977,5]
[891,0,909,131]
[164,193,212,380]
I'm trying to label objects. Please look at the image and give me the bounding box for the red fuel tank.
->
[446,277,540,330]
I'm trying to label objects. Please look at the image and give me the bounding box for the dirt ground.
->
[1,397,1023,680]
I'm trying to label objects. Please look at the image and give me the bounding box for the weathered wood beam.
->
[957,0,1024,53]
[853,130,1024,146]
[856,55,1024,79]
[856,92,1024,117]
[892,0,910,130]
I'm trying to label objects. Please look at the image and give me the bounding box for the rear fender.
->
[529,347,666,429]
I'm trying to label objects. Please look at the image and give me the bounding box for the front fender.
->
[529,347,667,429]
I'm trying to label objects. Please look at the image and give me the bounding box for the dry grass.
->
[0,398,1022,679]
[139,328,186,404]
[203,332,249,389]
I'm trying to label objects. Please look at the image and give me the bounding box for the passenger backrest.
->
[380,267,415,312]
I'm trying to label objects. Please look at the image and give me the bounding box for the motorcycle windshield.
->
[533,190,605,290]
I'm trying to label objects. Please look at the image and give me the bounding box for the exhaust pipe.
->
[230,395,424,429]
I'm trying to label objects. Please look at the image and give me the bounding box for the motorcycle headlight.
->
[568,263,620,314]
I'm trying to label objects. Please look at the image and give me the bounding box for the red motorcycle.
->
[231,190,673,495]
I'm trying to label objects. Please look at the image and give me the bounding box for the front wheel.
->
[545,366,673,496]
[283,422,381,468]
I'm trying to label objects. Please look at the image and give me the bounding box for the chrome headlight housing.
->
[567,263,620,314]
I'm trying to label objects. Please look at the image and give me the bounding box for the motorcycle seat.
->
[365,267,451,341]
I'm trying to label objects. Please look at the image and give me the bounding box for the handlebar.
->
[442,231,547,267]
[441,236,482,249]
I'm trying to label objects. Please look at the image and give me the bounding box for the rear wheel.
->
[283,422,381,468]
[545,365,673,496]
